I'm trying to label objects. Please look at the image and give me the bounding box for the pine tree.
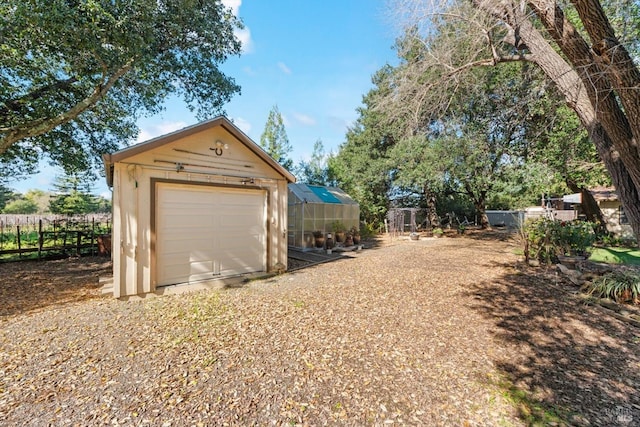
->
[49,174,97,215]
[259,105,293,170]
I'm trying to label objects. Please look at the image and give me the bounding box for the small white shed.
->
[102,116,296,298]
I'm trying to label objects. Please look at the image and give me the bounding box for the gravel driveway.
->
[1,233,639,426]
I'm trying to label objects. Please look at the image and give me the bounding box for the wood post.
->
[16,225,21,259]
[38,220,43,260]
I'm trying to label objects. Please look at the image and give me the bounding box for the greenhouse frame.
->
[288,183,360,249]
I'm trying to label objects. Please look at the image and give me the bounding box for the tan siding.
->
[123,127,282,181]
[110,125,290,297]
[111,167,123,298]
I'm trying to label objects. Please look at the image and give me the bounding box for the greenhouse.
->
[288,183,360,249]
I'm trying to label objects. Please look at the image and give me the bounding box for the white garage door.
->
[156,183,267,287]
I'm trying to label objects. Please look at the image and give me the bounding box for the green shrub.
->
[524,218,596,264]
[584,271,640,303]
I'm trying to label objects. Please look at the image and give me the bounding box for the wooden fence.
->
[0,214,112,261]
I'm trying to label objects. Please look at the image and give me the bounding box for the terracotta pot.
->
[345,234,354,246]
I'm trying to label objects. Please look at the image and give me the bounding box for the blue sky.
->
[11,0,399,197]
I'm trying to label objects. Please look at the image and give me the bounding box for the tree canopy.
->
[295,139,332,186]
[382,0,640,242]
[259,105,293,170]
[0,0,242,180]
[330,66,402,227]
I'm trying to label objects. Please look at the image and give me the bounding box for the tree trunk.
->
[465,185,491,229]
[424,185,440,228]
[565,179,607,234]
[475,0,640,244]
[477,207,490,229]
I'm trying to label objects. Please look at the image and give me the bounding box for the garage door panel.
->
[159,236,213,255]
[156,184,266,287]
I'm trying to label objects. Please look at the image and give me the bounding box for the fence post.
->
[17,225,21,259]
[38,220,43,260]
[62,225,67,256]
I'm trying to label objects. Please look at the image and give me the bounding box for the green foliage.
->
[524,218,596,263]
[0,0,242,178]
[0,189,52,214]
[0,217,112,261]
[585,271,640,304]
[0,184,17,211]
[331,66,401,228]
[331,220,346,233]
[296,139,330,185]
[260,105,293,170]
[23,189,51,214]
[2,198,38,214]
[48,174,98,215]
[528,103,610,192]
[94,195,112,213]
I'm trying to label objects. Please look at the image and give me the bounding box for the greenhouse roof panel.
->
[309,185,341,203]
[288,183,358,205]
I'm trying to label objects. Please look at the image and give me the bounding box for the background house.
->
[102,116,295,298]
[589,186,634,239]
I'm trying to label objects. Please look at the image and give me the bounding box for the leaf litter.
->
[1,232,639,426]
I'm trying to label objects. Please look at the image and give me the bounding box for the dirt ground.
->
[1,231,639,426]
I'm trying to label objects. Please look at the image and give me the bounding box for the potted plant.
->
[350,226,361,245]
[433,227,444,238]
[344,232,354,246]
[332,221,346,243]
[312,230,325,248]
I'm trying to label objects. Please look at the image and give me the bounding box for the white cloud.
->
[230,116,252,134]
[136,121,188,143]
[293,113,317,126]
[222,0,254,53]
[278,62,292,75]
[221,0,241,15]
[236,27,253,53]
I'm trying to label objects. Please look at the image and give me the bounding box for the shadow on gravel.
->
[465,261,640,426]
[0,256,111,318]
[464,228,517,242]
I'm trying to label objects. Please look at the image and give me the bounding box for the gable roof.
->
[102,116,296,186]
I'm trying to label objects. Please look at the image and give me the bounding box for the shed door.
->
[156,183,267,287]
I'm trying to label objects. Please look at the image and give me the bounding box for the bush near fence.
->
[0,214,112,261]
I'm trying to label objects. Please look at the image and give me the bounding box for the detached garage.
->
[102,116,296,298]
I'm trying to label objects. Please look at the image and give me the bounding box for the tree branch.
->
[0,77,80,119]
[0,59,135,155]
